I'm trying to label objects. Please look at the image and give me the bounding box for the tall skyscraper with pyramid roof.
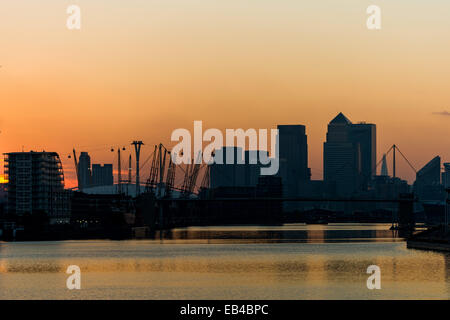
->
[323,113,376,196]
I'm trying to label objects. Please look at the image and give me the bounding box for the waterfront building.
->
[350,121,376,189]
[414,156,444,201]
[3,151,70,223]
[78,152,92,189]
[323,113,376,196]
[210,147,266,189]
[277,125,310,197]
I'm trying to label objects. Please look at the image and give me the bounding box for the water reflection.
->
[0,224,449,299]
[154,223,402,243]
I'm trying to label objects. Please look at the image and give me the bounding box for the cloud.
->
[432,111,450,116]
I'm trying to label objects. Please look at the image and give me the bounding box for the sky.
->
[0,0,449,188]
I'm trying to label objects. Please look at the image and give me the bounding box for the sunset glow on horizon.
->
[1,0,449,188]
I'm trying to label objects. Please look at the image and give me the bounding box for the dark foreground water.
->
[0,224,449,299]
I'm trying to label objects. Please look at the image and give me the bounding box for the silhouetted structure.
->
[277,125,310,197]
[443,163,450,189]
[0,183,7,222]
[92,164,114,187]
[70,192,133,238]
[381,154,388,176]
[132,141,144,196]
[414,156,444,201]
[210,147,266,188]
[398,193,415,231]
[323,113,376,196]
[350,121,376,189]
[78,152,91,189]
[211,147,243,188]
[4,152,70,223]
[368,175,410,213]
[324,113,361,196]
[256,175,283,198]
[371,176,410,200]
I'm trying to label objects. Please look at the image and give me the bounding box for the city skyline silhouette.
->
[1,2,450,188]
[0,111,447,188]
[1,1,450,303]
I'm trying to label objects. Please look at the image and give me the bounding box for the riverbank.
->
[406,225,450,252]
[407,240,450,252]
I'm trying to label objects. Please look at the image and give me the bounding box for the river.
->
[0,224,449,299]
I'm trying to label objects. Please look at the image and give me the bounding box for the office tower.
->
[243,150,265,187]
[4,152,69,222]
[210,147,243,188]
[414,156,443,200]
[78,152,92,189]
[92,164,114,187]
[0,183,6,221]
[323,113,363,196]
[444,163,450,189]
[323,113,376,196]
[416,156,441,186]
[277,125,310,197]
[210,147,265,188]
[324,113,360,196]
[350,121,376,188]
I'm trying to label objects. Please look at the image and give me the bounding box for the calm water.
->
[0,224,449,299]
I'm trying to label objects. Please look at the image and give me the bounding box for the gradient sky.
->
[1,0,449,187]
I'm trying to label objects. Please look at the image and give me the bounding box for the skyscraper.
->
[78,152,91,189]
[350,121,376,188]
[210,147,244,188]
[323,113,376,196]
[414,156,443,201]
[277,125,310,197]
[210,147,265,188]
[4,152,69,222]
[416,156,441,186]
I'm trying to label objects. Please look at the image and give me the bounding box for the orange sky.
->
[1,1,449,188]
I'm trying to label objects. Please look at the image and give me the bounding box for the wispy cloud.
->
[432,111,450,116]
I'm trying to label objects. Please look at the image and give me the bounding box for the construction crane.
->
[71,149,80,191]
[158,144,168,186]
[199,151,214,193]
[146,145,159,193]
[145,143,170,196]
[144,144,207,198]
[200,164,210,190]
[181,163,191,195]
[181,152,202,197]
[165,152,176,197]
[188,159,202,194]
